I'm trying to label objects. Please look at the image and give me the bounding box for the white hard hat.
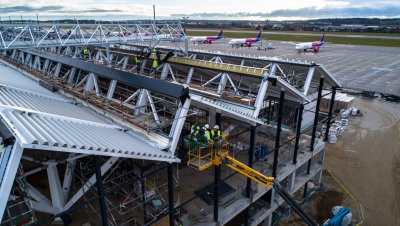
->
[205,124,210,129]
[214,125,219,130]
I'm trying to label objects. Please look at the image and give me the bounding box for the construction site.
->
[0,21,398,226]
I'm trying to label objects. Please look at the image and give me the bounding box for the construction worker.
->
[83,47,89,55]
[135,55,141,73]
[211,125,221,140]
[82,47,89,59]
[204,124,211,142]
[151,58,159,74]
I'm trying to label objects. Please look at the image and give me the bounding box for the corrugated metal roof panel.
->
[0,65,53,95]
[0,85,108,124]
[0,108,179,162]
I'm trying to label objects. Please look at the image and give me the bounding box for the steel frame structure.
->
[0,23,186,50]
[0,37,341,226]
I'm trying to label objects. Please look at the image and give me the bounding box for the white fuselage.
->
[190,36,208,42]
[295,42,313,50]
[228,39,246,45]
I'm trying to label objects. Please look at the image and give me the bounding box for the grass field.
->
[187,30,400,47]
[187,28,400,37]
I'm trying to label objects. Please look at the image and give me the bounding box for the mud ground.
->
[280,96,399,226]
[325,96,400,225]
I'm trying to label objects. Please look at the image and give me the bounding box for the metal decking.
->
[0,108,178,162]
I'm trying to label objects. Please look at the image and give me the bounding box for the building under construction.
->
[0,23,341,226]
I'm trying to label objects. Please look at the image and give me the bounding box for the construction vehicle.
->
[322,206,352,226]
[186,133,319,226]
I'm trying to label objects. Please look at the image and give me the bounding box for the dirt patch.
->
[314,190,344,223]
[325,97,400,225]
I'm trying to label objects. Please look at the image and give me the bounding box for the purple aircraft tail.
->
[256,30,262,40]
[217,29,223,38]
[320,33,326,42]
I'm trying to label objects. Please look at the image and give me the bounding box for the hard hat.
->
[205,124,210,129]
[214,125,219,130]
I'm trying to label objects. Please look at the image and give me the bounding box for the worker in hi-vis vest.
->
[135,56,141,73]
[151,58,158,74]
[211,125,221,140]
[204,124,211,142]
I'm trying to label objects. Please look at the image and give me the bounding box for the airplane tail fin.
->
[256,30,262,40]
[217,29,223,38]
[320,33,326,42]
[181,29,186,37]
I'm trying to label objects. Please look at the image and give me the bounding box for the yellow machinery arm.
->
[186,140,318,226]
[224,155,274,187]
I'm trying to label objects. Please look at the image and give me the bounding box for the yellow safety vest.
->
[205,130,211,141]
[211,130,221,138]
[193,126,200,135]
[152,59,158,69]
[83,48,89,55]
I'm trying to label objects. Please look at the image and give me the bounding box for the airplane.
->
[228,30,262,47]
[190,29,223,44]
[295,33,325,53]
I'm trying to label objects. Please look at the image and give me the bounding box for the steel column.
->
[167,163,175,226]
[293,104,304,165]
[214,164,221,223]
[324,87,337,142]
[0,143,24,223]
[304,76,324,198]
[94,156,109,226]
[141,169,147,224]
[272,89,285,178]
[106,80,118,100]
[216,111,222,222]
[245,125,256,226]
[309,76,324,155]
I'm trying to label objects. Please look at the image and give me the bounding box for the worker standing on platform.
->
[204,124,211,142]
[211,125,221,140]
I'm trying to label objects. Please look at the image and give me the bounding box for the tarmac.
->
[187,29,400,40]
[174,39,400,96]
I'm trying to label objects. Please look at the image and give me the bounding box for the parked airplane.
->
[295,33,325,53]
[228,30,262,47]
[190,30,223,44]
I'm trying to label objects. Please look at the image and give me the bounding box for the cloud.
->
[0,5,122,14]
[172,6,400,19]
[0,5,63,13]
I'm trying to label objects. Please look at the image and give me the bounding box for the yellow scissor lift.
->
[186,134,319,226]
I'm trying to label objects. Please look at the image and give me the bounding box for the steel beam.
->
[23,49,188,99]
[47,161,65,214]
[0,144,23,223]
[63,157,118,211]
[253,64,277,117]
[167,98,191,156]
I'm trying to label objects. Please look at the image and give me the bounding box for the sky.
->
[0,0,399,21]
